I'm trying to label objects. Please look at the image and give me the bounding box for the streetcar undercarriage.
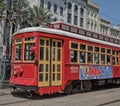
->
[64,78,120,95]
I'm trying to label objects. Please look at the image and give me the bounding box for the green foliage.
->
[11,0,30,28]
[0,0,6,20]
[0,0,6,13]
[27,5,53,27]
[0,0,53,29]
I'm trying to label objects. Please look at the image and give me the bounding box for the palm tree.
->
[3,1,53,30]
[0,0,6,16]
[0,0,6,39]
[0,0,6,22]
[28,5,53,27]
[11,0,30,29]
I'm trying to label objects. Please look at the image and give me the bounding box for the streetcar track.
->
[97,99,120,106]
[0,100,31,106]
[0,93,11,96]
[0,85,120,106]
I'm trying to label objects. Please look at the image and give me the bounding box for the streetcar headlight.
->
[13,70,18,77]
[13,71,17,75]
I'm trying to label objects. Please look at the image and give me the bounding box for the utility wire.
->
[99,12,120,26]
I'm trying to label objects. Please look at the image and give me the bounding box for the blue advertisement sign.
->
[80,66,113,80]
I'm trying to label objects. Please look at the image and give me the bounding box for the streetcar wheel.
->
[82,81,92,92]
[25,92,33,98]
[64,84,73,95]
[92,80,98,87]
[86,81,92,91]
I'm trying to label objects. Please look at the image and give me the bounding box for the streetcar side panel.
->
[66,38,120,81]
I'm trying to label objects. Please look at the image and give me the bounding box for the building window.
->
[74,16,78,25]
[74,5,78,15]
[88,11,90,15]
[68,13,72,24]
[87,22,90,29]
[80,18,83,27]
[60,7,63,16]
[80,8,84,17]
[94,14,97,19]
[68,2,72,12]
[47,1,51,10]
[91,12,93,17]
[54,18,57,21]
[40,0,44,7]
[91,23,93,31]
[54,4,57,13]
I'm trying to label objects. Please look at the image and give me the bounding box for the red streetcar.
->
[10,22,120,96]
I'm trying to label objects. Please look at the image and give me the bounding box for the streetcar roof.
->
[13,27,120,48]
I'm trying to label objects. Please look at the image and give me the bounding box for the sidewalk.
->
[0,88,11,96]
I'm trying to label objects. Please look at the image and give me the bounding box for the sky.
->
[92,0,120,27]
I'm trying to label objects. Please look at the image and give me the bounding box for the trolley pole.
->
[0,0,12,88]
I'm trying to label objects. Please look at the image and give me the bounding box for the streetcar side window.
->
[94,47,100,64]
[107,49,111,65]
[116,51,119,65]
[94,53,99,64]
[15,38,22,61]
[87,52,93,63]
[87,46,93,64]
[101,54,105,64]
[112,51,119,65]
[70,42,78,63]
[101,48,106,64]
[70,41,119,66]
[79,44,86,63]
[79,52,86,63]
[70,50,78,62]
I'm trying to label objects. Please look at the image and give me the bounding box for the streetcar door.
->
[38,38,50,87]
[38,38,62,87]
[51,39,62,86]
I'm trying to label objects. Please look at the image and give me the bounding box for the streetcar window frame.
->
[70,41,119,66]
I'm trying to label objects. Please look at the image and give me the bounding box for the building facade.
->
[111,25,120,39]
[1,0,119,40]
[110,28,120,39]
[87,0,99,32]
[64,0,88,28]
[99,18,110,36]
[32,0,120,37]
[30,0,88,29]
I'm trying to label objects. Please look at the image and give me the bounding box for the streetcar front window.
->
[15,38,22,61]
[24,37,36,61]
[24,43,35,61]
[15,44,22,60]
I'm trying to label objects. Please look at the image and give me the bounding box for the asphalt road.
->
[0,85,120,106]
